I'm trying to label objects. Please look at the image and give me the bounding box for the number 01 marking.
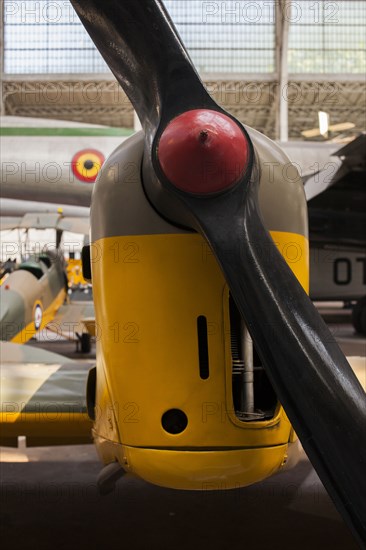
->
[333,257,366,286]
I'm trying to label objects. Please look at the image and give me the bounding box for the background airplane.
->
[0,213,94,351]
[0,115,134,215]
[306,134,366,333]
[0,249,66,343]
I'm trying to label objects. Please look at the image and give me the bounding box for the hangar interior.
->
[1,0,365,140]
[0,2,365,550]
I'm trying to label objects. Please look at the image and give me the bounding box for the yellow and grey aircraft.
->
[0,249,67,343]
[0,1,365,546]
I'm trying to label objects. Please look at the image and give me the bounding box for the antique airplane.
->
[0,213,94,351]
[0,249,67,343]
[0,0,365,546]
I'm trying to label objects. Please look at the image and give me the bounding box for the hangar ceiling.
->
[2,76,365,141]
[0,0,365,141]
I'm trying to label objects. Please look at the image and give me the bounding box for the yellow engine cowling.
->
[90,130,309,490]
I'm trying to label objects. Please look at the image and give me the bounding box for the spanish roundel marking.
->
[34,303,43,331]
[71,149,105,183]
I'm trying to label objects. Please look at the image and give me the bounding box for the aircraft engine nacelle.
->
[89,130,309,490]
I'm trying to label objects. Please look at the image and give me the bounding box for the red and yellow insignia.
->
[71,149,105,183]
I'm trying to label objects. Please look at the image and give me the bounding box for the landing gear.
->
[76,332,92,354]
[80,332,92,353]
[352,296,366,335]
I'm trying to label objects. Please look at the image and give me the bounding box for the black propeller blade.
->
[70,1,366,544]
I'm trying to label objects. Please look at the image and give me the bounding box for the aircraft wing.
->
[306,134,366,247]
[0,213,89,235]
[304,134,365,201]
[57,217,90,235]
[0,217,23,231]
[334,133,366,167]
[304,157,342,201]
[0,342,93,447]
[46,301,95,340]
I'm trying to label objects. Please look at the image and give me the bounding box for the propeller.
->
[70,1,366,544]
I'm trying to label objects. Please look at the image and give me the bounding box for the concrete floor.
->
[0,445,358,550]
[1,308,364,550]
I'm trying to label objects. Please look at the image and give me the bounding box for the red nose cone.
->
[158,109,249,194]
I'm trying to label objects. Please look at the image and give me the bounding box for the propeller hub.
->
[157,109,250,194]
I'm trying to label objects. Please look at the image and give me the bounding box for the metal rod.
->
[241,323,254,414]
